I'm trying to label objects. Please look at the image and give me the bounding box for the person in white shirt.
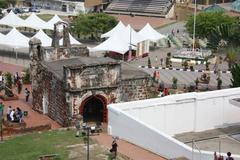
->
[10,109,15,122]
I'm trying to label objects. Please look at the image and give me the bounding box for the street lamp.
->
[128,13,134,61]
[81,123,90,160]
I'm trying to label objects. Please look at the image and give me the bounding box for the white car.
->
[22,7,29,13]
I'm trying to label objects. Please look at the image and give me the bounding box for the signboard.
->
[0,104,4,120]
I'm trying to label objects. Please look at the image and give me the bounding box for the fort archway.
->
[79,95,107,122]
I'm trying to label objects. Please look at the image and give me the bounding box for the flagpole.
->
[192,0,197,53]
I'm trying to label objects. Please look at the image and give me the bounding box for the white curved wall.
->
[108,88,240,159]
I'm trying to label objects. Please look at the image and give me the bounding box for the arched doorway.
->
[80,95,107,122]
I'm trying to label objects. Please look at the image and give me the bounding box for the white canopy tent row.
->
[0,11,66,31]
[0,28,81,48]
[91,24,150,57]
[91,22,167,58]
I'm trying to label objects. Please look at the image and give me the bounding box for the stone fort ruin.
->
[29,23,155,126]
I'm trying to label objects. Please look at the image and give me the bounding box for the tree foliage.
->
[0,0,17,8]
[71,13,118,41]
[230,64,240,88]
[207,24,240,50]
[186,12,236,39]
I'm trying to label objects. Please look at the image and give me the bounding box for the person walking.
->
[226,152,234,160]
[24,88,30,102]
[110,139,118,160]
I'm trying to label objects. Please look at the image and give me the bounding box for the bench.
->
[39,154,60,160]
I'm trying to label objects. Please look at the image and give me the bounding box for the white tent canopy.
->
[138,23,167,42]
[101,21,126,38]
[0,27,30,48]
[90,33,136,54]
[47,15,66,30]
[32,29,52,46]
[59,33,82,46]
[0,11,27,28]
[91,24,146,54]
[24,13,52,30]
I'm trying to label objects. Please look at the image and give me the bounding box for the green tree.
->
[186,12,236,39]
[230,64,240,87]
[71,13,118,41]
[0,0,7,8]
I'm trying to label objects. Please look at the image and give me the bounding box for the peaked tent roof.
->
[122,24,147,45]
[32,29,52,46]
[24,13,52,30]
[0,11,27,27]
[138,23,167,41]
[59,33,82,45]
[101,21,126,38]
[90,34,133,54]
[47,15,66,30]
[0,28,30,48]
[202,4,225,12]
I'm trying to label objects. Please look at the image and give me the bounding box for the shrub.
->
[4,72,13,89]
[172,77,178,89]
[22,68,31,84]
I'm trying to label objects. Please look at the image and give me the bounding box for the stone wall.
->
[64,63,121,90]
[42,46,89,61]
[120,77,156,102]
[32,65,70,126]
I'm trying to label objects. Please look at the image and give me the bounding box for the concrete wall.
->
[108,88,240,159]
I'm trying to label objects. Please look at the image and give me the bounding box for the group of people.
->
[214,152,234,160]
[7,105,24,123]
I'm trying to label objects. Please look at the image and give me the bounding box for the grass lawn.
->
[0,130,91,160]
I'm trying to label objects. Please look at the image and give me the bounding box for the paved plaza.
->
[175,125,240,155]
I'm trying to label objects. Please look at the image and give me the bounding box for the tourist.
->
[16,79,22,94]
[14,72,20,85]
[171,29,175,36]
[167,40,171,48]
[226,152,234,160]
[24,88,30,102]
[7,106,12,121]
[10,109,15,122]
[0,72,3,85]
[155,56,158,64]
[163,88,169,96]
[110,139,118,160]
[15,107,23,123]
[160,58,163,66]
[0,102,4,119]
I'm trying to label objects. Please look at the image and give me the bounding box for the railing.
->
[192,139,202,160]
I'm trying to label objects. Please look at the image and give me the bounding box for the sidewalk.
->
[0,61,61,129]
[92,133,167,160]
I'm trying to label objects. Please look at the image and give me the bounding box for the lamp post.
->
[0,103,4,142]
[86,126,90,160]
[128,13,134,61]
[192,0,197,53]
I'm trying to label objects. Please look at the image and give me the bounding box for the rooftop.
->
[42,57,150,80]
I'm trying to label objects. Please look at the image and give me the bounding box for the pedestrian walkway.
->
[92,133,167,160]
[0,61,61,130]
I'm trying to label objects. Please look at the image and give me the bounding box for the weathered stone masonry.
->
[29,26,156,126]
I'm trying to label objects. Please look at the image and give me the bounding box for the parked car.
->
[14,8,24,14]
[21,7,29,13]
[29,7,40,13]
